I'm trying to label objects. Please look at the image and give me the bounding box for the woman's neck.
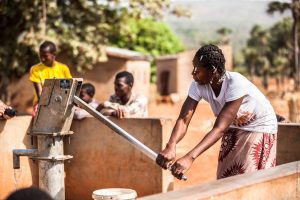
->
[210,73,225,97]
[211,83,222,97]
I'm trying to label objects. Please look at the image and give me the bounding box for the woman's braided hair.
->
[195,44,226,75]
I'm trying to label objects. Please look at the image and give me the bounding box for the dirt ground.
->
[148,79,291,190]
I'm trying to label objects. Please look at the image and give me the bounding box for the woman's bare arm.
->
[156,96,198,169]
[186,96,244,159]
[168,96,199,146]
[170,96,244,179]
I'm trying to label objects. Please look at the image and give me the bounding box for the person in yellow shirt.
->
[29,41,72,117]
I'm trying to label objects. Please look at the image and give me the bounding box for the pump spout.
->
[13,149,39,169]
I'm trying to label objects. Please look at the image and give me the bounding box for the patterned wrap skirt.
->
[217,128,277,179]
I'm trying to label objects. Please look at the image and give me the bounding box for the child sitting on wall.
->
[74,83,99,120]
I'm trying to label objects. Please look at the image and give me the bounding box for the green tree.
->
[243,18,293,91]
[267,0,300,89]
[243,25,269,83]
[0,0,175,73]
[216,27,232,45]
[0,0,187,99]
[267,18,292,78]
[113,18,184,82]
[113,18,184,56]
[242,47,259,80]
[272,50,290,90]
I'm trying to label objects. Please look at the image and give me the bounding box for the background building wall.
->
[126,60,151,99]
[155,57,177,96]
[176,50,195,98]
[69,56,127,102]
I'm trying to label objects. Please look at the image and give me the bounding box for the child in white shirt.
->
[74,83,99,120]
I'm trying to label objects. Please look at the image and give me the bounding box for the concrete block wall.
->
[1,117,299,199]
[0,116,173,200]
[65,117,174,199]
[277,123,300,165]
[139,161,300,200]
[139,123,300,199]
[0,117,38,199]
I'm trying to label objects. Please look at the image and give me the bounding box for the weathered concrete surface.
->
[138,161,300,200]
[0,116,173,199]
[1,117,299,199]
[65,117,174,200]
[0,116,38,199]
[277,123,300,165]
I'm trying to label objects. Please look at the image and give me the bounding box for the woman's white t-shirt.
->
[188,71,277,134]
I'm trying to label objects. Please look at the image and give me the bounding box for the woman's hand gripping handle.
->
[156,144,188,181]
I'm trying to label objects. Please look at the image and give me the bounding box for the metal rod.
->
[74,96,157,160]
[73,96,187,181]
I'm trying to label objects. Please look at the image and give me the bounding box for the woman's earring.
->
[192,67,196,75]
[209,76,214,85]
[217,74,225,85]
[209,67,217,85]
